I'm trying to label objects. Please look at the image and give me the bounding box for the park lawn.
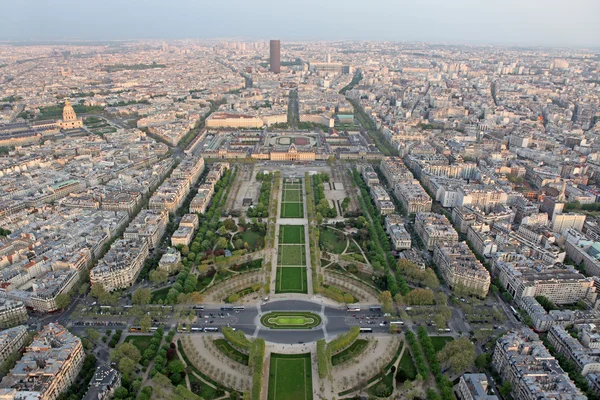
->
[283,189,302,202]
[331,339,368,366]
[124,335,153,353]
[275,267,307,293]
[151,287,170,303]
[279,225,305,244]
[214,339,249,365]
[188,371,220,400]
[278,245,305,266]
[397,350,417,380]
[319,228,347,254]
[367,370,394,398]
[241,230,263,250]
[281,202,303,218]
[430,336,454,352]
[268,353,312,400]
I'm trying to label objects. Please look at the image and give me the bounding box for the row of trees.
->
[247,173,272,218]
[417,327,454,400]
[396,259,439,289]
[327,326,360,354]
[313,173,337,218]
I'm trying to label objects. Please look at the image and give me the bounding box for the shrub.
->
[327,326,359,354]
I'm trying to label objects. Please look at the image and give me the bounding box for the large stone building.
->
[458,373,498,400]
[433,241,490,297]
[0,299,27,329]
[0,323,84,400]
[90,239,149,292]
[414,212,458,251]
[58,100,83,130]
[548,325,600,376]
[269,144,315,161]
[394,181,432,214]
[0,326,27,366]
[492,329,586,400]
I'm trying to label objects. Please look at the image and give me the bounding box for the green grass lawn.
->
[279,225,305,244]
[268,353,312,400]
[278,245,305,266]
[367,370,394,398]
[151,287,170,303]
[275,267,307,293]
[124,335,153,353]
[283,189,302,202]
[261,312,321,329]
[430,336,454,352]
[281,202,303,218]
[214,339,249,365]
[397,350,417,380]
[319,228,347,254]
[188,371,221,400]
[331,339,368,366]
[240,230,263,250]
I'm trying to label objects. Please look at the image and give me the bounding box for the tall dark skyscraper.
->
[270,40,280,73]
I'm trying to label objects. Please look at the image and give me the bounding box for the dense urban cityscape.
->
[0,29,599,400]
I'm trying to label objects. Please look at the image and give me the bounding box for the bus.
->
[204,327,219,332]
[193,306,204,310]
[359,328,372,333]
[129,327,142,332]
[191,327,203,332]
[233,306,245,311]
[369,306,382,312]
[390,321,404,326]
[347,305,361,312]
[123,305,132,309]
[221,306,233,311]
[510,306,522,321]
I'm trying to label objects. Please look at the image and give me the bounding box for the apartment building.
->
[0,323,84,400]
[190,186,213,214]
[82,365,121,400]
[394,181,432,214]
[123,209,168,250]
[0,326,27,365]
[359,164,380,186]
[158,248,182,274]
[492,329,585,400]
[414,212,458,251]
[548,325,600,376]
[457,373,498,400]
[171,226,194,247]
[466,224,497,256]
[552,213,586,234]
[0,299,27,329]
[433,241,490,297]
[385,214,412,250]
[90,239,149,291]
[379,157,413,185]
[456,185,507,210]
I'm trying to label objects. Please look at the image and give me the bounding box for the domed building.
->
[58,100,83,130]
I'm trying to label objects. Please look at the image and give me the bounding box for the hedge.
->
[222,326,251,352]
[405,330,429,379]
[174,384,202,400]
[317,339,329,379]
[417,327,453,400]
[327,326,360,355]
[250,338,265,400]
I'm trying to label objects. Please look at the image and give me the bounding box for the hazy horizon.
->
[0,0,599,49]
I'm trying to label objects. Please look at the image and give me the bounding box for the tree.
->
[223,219,237,231]
[140,315,152,333]
[216,237,228,250]
[149,269,168,284]
[378,291,394,313]
[234,238,244,250]
[499,381,512,398]
[217,226,227,236]
[437,337,476,374]
[86,328,100,342]
[133,288,152,306]
[229,293,240,303]
[475,353,491,371]
[111,342,142,364]
[118,357,136,377]
[78,283,90,296]
[90,283,107,299]
[167,359,185,375]
[55,293,70,310]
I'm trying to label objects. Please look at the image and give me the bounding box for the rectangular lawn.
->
[278,245,305,266]
[124,335,153,353]
[284,189,302,202]
[281,202,303,218]
[268,353,312,400]
[276,267,307,293]
[279,225,305,244]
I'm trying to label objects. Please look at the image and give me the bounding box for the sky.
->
[0,0,598,48]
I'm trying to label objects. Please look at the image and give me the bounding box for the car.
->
[360,315,365,319]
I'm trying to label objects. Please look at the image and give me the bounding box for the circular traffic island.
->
[260,311,322,329]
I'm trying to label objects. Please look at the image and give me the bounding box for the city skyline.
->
[0,0,599,48]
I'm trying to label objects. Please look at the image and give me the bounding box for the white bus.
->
[204,327,219,332]
[390,321,404,326]
[233,306,245,311]
[347,305,361,312]
[191,327,202,332]
[359,327,372,333]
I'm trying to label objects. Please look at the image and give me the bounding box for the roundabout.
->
[260,311,322,329]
